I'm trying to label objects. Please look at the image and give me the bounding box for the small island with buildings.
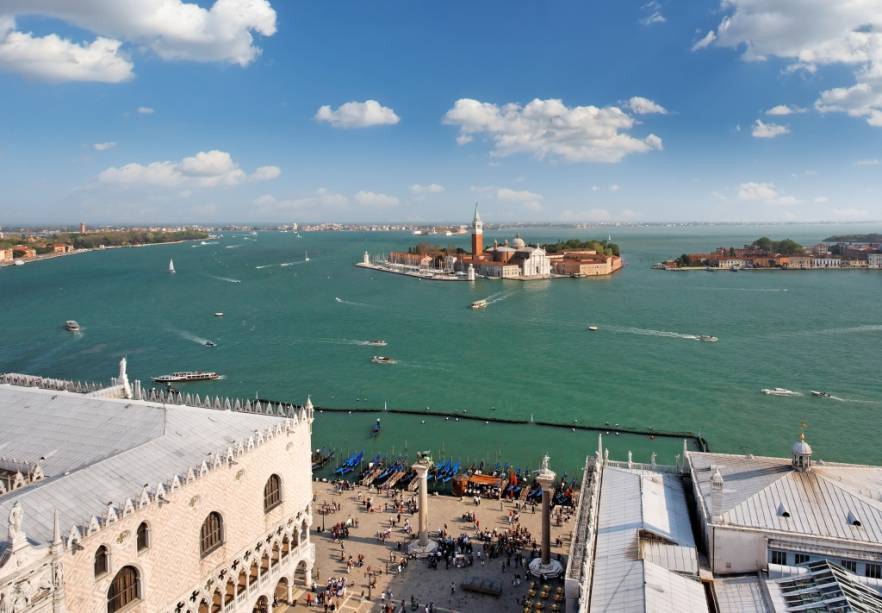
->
[357,205,623,281]
[657,235,882,271]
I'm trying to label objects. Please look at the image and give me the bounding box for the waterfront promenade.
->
[286,481,576,612]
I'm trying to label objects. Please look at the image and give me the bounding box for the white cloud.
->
[627,96,667,115]
[136,106,154,114]
[813,196,830,204]
[92,142,117,151]
[752,119,790,139]
[698,1,882,127]
[0,17,133,82]
[766,104,805,116]
[254,188,349,213]
[738,181,798,205]
[409,183,445,195]
[443,97,664,164]
[97,150,279,188]
[315,100,400,129]
[496,187,544,209]
[591,185,600,192]
[354,191,399,207]
[855,158,880,166]
[830,207,870,221]
[640,1,666,26]
[691,30,716,52]
[609,184,621,192]
[0,1,276,82]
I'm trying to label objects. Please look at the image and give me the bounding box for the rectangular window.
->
[865,563,882,579]
[841,560,857,573]
[770,550,788,566]
[794,554,809,565]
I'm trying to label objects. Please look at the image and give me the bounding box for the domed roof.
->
[792,433,812,456]
[512,234,526,249]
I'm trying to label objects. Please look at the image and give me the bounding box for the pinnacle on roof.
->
[473,202,481,223]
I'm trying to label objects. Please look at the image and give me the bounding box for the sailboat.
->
[168,258,176,274]
[304,251,310,263]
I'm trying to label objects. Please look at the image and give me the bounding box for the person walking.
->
[450,581,456,595]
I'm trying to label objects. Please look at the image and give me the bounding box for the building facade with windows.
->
[0,362,315,613]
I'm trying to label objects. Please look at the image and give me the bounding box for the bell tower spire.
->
[471,202,483,257]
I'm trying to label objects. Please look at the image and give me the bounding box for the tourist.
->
[450,581,455,594]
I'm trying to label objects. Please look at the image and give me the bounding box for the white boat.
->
[304,251,310,263]
[203,340,217,347]
[168,258,176,274]
[64,320,80,332]
[371,356,396,365]
[699,335,718,342]
[761,387,800,397]
[587,325,599,332]
[13,260,24,266]
[811,390,833,398]
[335,297,343,303]
[471,299,488,310]
[363,339,387,347]
[152,371,220,383]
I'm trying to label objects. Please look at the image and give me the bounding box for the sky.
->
[1,0,881,225]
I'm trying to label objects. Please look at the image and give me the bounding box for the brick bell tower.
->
[471,202,483,257]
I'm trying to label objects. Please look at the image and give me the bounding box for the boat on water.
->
[699,335,718,342]
[363,339,387,347]
[811,390,833,398]
[152,371,221,383]
[587,325,599,332]
[213,312,224,317]
[304,251,310,263]
[203,340,217,347]
[64,320,80,332]
[471,299,488,310]
[371,356,396,365]
[168,258,175,274]
[371,419,382,436]
[13,260,24,266]
[762,387,800,397]
[335,297,343,303]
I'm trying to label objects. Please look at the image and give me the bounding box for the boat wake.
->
[174,329,212,346]
[208,275,242,284]
[255,264,273,269]
[225,244,243,249]
[485,291,515,305]
[694,287,789,293]
[610,326,702,341]
[334,297,374,307]
[813,324,882,336]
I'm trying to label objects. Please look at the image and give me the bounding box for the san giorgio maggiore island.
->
[356,205,623,281]
[4,360,882,613]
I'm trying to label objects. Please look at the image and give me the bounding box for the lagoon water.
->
[2,224,881,475]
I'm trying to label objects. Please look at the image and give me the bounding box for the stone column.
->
[407,460,437,557]
[529,456,563,579]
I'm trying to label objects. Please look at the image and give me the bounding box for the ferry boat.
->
[587,325,599,332]
[761,387,800,397]
[811,390,833,398]
[64,320,81,332]
[699,335,718,342]
[152,371,221,383]
[371,356,396,365]
[471,299,488,310]
[364,339,388,347]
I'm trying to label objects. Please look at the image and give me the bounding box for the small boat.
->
[64,320,80,332]
[471,299,488,310]
[304,251,310,263]
[152,371,221,383]
[587,325,599,332]
[335,297,343,303]
[761,387,800,397]
[364,339,388,347]
[699,335,718,342]
[168,258,176,274]
[811,390,833,398]
[13,260,24,266]
[203,340,217,348]
[371,356,396,365]
[371,419,382,436]
[213,312,224,317]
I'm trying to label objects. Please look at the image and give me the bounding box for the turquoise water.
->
[2,225,881,473]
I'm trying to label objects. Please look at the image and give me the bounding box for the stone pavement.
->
[282,481,575,613]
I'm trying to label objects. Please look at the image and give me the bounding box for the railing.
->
[604,460,681,473]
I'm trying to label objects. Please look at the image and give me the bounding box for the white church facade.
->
[0,360,315,613]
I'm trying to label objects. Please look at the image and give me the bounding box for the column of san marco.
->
[529,454,563,580]
[408,452,438,557]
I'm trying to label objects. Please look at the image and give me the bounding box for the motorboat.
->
[471,299,488,310]
[699,335,718,342]
[213,312,224,317]
[587,325,599,332]
[152,371,221,383]
[811,390,833,398]
[64,320,81,332]
[335,297,343,303]
[371,356,396,365]
[203,340,217,347]
[363,339,388,347]
[761,387,800,397]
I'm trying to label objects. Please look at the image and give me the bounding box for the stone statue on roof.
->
[8,502,23,543]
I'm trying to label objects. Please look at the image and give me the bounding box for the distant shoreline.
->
[0,239,189,269]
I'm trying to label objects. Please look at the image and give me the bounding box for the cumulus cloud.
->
[93,142,117,151]
[855,158,880,166]
[136,106,154,114]
[691,30,716,52]
[409,183,445,195]
[627,96,667,115]
[0,17,133,82]
[752,119,790,139]
[640,1,666,26]
[354,191,399,207]
[443,97,664,164]
[496,187,544,210]
[696,1,882,127]
[766,104,805,116]
[97,150,280,188]
[315,100,400,129]
[738,181,798,205]
[608,184,621,192]
[0,1,276,82]
[254,188,349,213]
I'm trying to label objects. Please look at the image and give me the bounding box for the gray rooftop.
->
[689,451,882,545]
[0,385,288,547]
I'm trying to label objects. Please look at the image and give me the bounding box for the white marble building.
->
[0,361,315,613]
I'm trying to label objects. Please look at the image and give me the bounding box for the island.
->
[657,236,882,270]
[357,205,623,281]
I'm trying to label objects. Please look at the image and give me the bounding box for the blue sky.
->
[1,0,881,224]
